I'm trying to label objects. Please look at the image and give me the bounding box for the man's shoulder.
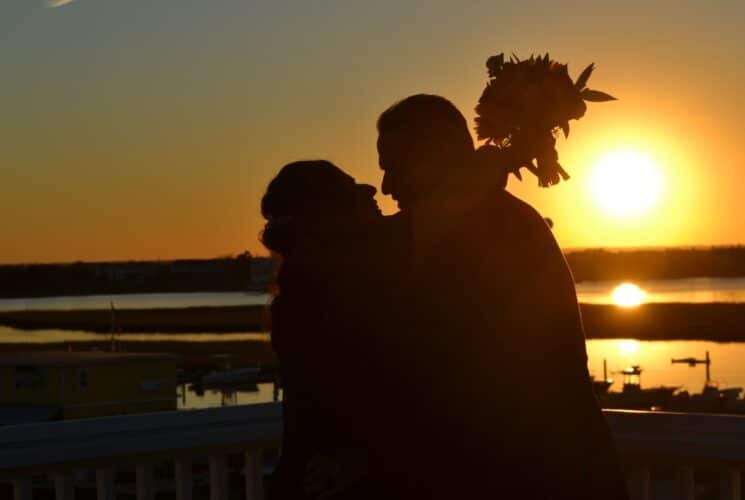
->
[496,190,547,226]
[472,189,553,241]
[488,190,564,260]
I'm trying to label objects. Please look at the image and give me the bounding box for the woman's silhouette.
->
[261,160,394,500]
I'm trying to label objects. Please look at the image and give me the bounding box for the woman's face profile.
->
[265,162,380,224]
[331,169,380,222]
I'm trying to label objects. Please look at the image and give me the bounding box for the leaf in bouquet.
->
[581,89,617,102]
[560,122,570,138]
[574,63,595,90]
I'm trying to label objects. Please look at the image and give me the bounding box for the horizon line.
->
[3,244,745,267]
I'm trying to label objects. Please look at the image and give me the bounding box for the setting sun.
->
[588,151,663,218]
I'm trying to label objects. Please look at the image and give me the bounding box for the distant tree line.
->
[2,247,744,298]
[0,253,264,298]
[565,246,745,282]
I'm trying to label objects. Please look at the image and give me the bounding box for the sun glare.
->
[588,151,663,218]
[612,283,646,307]
[617,339,641,356]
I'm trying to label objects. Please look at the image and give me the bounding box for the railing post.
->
[244,451,264,500]
[210,454,229,500]
[12,478,32,500]
[629,464,650,500]
[175,458,193,500]
[136,463,155,500]
[53,472,76,500]
[720,466,741,500]
[677,465,695,500]
[96,467,115,500]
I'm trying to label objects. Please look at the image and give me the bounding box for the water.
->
[2,277,745,312]
[0,291,270,312]
[3,277,745,411]
[175,340,745,410]
[576,277,745,304]
[3,326,740,396]
[586,339,745,393]
[0,325,268,343]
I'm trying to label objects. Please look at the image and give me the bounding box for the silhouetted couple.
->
[261,95,628,500]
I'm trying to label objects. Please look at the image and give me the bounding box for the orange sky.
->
[1,1,744,263]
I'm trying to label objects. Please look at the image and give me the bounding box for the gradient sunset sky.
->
[2,0,744,263]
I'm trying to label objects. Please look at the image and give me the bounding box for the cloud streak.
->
[47,0,78,7]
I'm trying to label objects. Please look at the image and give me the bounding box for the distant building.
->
[0,352,177,425]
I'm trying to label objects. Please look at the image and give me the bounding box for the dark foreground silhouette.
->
[258,94,629,500]
[372,94,628,499]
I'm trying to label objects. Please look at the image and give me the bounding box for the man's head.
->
[377,94,474,211]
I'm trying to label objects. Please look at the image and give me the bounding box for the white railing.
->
[0,402,282,500]
[605,410,745,500]
[2,406,745,500]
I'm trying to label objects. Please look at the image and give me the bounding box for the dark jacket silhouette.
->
[382,187,628,499]
[269,226,397,500]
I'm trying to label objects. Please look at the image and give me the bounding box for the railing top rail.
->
[604,409,745,463]
[4,406,745,475]
[0,403,283,474]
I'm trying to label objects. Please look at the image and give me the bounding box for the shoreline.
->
[579,303,745,342]
[0,305,268,333]
[1,303,745,342]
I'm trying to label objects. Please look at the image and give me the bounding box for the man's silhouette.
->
[376,94,628,499]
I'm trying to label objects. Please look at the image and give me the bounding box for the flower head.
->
[475,53,616,187]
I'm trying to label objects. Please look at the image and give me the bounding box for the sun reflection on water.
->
[611,283,646,307]
[616,339,640,356]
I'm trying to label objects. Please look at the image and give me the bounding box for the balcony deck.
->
[2,405,744,499]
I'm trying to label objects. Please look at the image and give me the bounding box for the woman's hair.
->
[261,161,374,356]
[260,160,351,256]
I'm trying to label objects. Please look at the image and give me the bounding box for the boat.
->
[668,352,745,413]
[598,365,679,410]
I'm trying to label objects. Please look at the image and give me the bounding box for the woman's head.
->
[261,160,380,255]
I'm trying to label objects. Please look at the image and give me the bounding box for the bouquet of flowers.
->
[475,53,616,187]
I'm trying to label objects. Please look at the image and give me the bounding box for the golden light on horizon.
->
[617,339,641,356]
[612,283,646,307]
[588,150,663,218]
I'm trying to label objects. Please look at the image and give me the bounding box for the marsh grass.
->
[2,303,745,342]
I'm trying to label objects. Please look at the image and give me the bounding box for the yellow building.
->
[0,352,177,423]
